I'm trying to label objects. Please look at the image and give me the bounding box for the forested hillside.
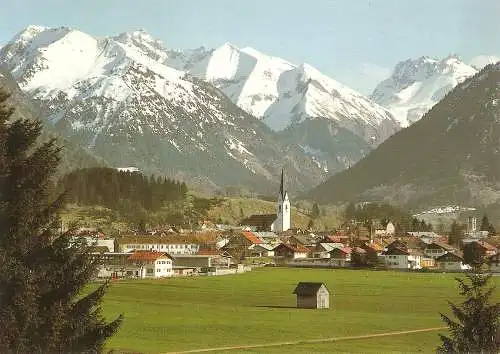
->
[61,168,188,211]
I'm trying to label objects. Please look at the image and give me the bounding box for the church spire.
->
[279,168,285,199]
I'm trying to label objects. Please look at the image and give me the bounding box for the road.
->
[165,326,447,353]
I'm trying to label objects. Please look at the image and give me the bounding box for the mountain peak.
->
[114,28,167,62]
[371,55,477,127]
[218,42,240,51]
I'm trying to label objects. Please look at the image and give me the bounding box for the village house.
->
[423,241,457,259]
[273,243,310,260]
[311,243,344,258]
[381,247,421,270]
[127,251,174,278]
[435,252,470,272]
[248,243,275,257]
[293,282,330,309]
[288,233,317,248]
[221,230,274,260]
[328,247,351,267]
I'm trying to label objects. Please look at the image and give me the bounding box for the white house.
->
[127,251,173,278]
[381,247,421,270]
[374,221,395,236]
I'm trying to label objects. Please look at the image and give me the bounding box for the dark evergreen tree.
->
[480,214,497,235]
[311,203,320,219]
[0,90,122,352]
[463,242,486,266]
[448,221,465,247]
[480,214,490,231]
[437,264,500,353]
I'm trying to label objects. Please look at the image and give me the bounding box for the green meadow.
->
[102,268,500,353]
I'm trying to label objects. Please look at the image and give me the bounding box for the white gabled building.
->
[381,247,421,270]
[127,251,174,278]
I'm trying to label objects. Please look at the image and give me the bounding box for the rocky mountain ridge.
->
[0,25,328,194]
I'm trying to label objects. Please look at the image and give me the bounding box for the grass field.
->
[102,268,500,353]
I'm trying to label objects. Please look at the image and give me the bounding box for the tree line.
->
[60,167,188,211]
[343,202,433,233]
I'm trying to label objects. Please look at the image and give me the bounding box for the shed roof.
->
[292,282,328,296]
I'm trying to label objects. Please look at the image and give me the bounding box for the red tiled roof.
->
[242,231,263,245]
[127,251,168,261]
[475,240,497,251]
[197,248,220,256]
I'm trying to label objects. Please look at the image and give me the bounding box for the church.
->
[240,169,291,232]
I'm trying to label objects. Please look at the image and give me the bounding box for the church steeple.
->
[279,168,285,199]
[273,167,290,233]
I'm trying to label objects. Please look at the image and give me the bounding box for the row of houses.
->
[73,225,499,276]
[220,228,500,272]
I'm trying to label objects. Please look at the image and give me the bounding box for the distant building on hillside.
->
[240,168,291,232]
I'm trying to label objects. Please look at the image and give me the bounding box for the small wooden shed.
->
[292,282,330,309]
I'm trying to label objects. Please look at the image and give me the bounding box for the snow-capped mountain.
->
[166,43,400,147]
[0,25,327,193]
[371,55,477,127]
[309,62,500,209]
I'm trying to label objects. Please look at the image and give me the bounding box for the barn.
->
[292,282,330,309]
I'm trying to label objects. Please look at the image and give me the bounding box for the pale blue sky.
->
[1,0,499,94]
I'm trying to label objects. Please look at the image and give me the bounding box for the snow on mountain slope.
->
[371,55,477,127]
[264,63,398,144]
[0,25,326,193]
[168,43,296,119]
[167,43,399,147]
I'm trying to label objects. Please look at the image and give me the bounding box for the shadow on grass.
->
[255,305,297,309]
